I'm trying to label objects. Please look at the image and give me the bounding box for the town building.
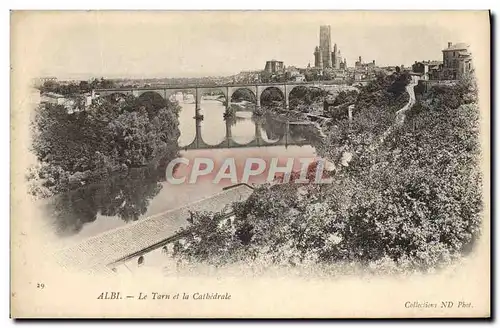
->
[441,42,473,80]
[319,25,333,68]
[40,91,96,113]
[332,43,342,69]
[339,58,347,70]
[412,60,443,80]
[232,71,260,84]
[40,92,66,106]
[314,46,323,69]
[285,66,306,82]
[264,60,285,74]
[33,76,57,88]
[354,56,377,71]
[354,71,367,81]
[313,25,344,70]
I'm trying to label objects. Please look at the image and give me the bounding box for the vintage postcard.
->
[10,10,490,318]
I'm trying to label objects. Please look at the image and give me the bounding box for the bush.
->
[171,75,482,274]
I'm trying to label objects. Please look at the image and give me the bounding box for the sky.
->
[12,11,486,80]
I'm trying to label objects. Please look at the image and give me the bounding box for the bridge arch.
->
[136,91,168,114]
[136,90,165,100]
[196,87,228,109]
[229,87,257,103]
[164,89,196,103]
[258,86,286,109]
[288,85,328,110]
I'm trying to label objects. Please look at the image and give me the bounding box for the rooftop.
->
[53,183,255,271]
[420,60,443,66]
[443,42,469,51]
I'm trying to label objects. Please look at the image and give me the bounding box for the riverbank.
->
[170,73,483,274]
[28,96,181,199]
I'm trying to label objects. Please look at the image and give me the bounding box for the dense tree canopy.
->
[231,89,256,103]
[289,86,328,110]
[171,73,483,274]
[28,93,180,198]
[260,87,285,108]
[39,78,117,96]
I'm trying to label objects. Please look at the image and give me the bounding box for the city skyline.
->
[18,11,479,80]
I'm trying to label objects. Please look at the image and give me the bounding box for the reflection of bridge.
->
[94,81,354,112]
[183,118,312,150]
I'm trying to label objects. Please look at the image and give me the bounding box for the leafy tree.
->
[171,74,482,274]
[259,71,273,83]
[231,89,256,103]
[289,86,328,110]
[79,81,91,93]
[260,88,284,108]
[333,90,358,106]
[29,93,180,198]
[304,69,321,82]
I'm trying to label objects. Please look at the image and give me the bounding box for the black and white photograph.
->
[9,10,491,318]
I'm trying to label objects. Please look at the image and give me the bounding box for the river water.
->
[43,93,323,245]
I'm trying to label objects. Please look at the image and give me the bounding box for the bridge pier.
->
[284,122,290,148]
[225,86,230,110]
[195,88,201,111]
[225,120,232,139]
[254,121,263,146]
[256,97,261,108]
[284,84,291,110]
[194,119,202,148]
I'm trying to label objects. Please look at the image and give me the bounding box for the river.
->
[42,93,324,245]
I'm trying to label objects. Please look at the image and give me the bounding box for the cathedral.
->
[313,25,346,70]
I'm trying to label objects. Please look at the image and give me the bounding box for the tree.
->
[259,71,273,83]
[231,89,256,103]
[333,90,358,106]
[171,75,482,273]
[29,93,181,198]
[79,80,91,93]
[100,78,116,89]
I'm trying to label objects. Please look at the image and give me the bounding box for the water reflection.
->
[50,165,164,237]
[46,97,325,240]
[175,93,196,147]
[199,100,226,145]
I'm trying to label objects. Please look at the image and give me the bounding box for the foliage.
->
[304,69,322,82]
[319,72,410,164]
[231,89,256,103]
[332,90,359,106]
[289,86,328,110]
[260,87,284,108]
[39,78,116,96]
[259,71,286,83]
[172,74,482,273]
[29,93,180,197]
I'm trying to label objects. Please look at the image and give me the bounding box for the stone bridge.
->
[182,118,313,150]
[94,81,356,112]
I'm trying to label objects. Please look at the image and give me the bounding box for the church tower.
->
[314,46,323,68]
[319,25,332,68]
[332,43,342,69]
